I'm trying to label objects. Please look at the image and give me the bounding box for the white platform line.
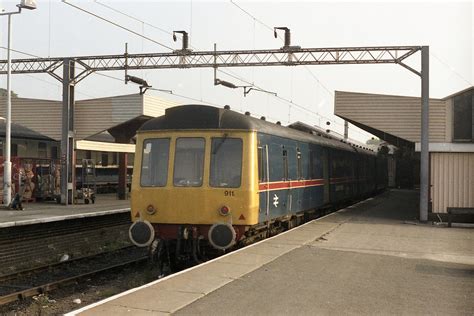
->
[0,208,130,228]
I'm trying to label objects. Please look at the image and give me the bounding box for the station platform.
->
[70,190,474,315]
[0,194,130,228]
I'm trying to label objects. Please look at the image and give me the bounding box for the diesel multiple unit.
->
[129,104,387,263]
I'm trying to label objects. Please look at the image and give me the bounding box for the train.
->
[128,104,387,265]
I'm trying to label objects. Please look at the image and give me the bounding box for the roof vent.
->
[224,105,231,110]
[276,121,281,125]
[260,116,266,121]
[245,111,251,116]
[326,129,330,133]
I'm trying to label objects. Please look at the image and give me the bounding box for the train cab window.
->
[141,138,170,187]
[174,138,205,187]
[210,137,242,188]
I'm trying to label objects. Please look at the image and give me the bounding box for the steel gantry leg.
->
[419,46,429,221]
[61,59,76,205]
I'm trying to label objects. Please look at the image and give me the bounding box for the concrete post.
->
[118,152,128,200]
[3,14,13,206]
[61,59,75,205]
[420,46,429,222]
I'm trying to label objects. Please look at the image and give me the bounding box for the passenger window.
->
[283,148,288,180]
[310,150,321,179]
[296,148,302,180]
[173,138,205,187]
[141,138,170,187]
[210,137,243,188]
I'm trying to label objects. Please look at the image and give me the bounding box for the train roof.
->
[139,104,376,155]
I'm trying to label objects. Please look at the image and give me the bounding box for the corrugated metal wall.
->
[1,94,180,142]
[430,152,474,213]
[335,91,447,142]
[76,94,144,140]
[143,95,180,117]
[0,97,62,141]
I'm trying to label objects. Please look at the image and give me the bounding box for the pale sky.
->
[0,0,472,142]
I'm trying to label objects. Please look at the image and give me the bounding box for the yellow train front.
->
[129,104,260,263]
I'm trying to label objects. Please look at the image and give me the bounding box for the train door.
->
[322,148,330,204]
[285,144,297,214]
[258,145,270,223]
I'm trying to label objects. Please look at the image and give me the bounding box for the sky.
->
[0,0,472,142]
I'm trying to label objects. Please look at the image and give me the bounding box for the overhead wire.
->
[94,0,173,36]
[0,44,365,137]
[229,0,378,139]
[59,1,366,137]
[0,46,112,98]
[91,0,338,128]
[61,0,174,50]
[229,0,334,97]
[430,51,472,86]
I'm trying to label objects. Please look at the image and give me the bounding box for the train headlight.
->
[146,204,156,215]
[219,205,230,216]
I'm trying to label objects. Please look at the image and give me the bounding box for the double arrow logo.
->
[273,194,279,207]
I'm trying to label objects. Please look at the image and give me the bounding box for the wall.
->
[430,152,474,213]
[75,94,144,140]
[0,97,62,141]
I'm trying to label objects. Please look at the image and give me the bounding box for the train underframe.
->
[145,203,338,272]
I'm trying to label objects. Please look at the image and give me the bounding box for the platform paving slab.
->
[156,269,233,295]
[98,288,202,314]
[311,222,474,265]
[0,194,130,227]
[175,247,473,315]
[79,304,168,316]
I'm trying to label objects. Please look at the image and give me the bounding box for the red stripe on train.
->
[259,179,325,191]
[258,177,359,191]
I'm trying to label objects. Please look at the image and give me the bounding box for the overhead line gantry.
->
[0,33,429,222]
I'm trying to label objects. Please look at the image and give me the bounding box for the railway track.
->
[0,246,148,305]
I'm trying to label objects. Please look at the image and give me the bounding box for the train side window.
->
[310,149,322,179]
[210,137,242,188]
[141,138,170,187]
[174,138,205,187]
[283,149,288,180]
[296,148,302,180]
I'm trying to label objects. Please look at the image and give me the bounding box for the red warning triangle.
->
[239,214,245,220]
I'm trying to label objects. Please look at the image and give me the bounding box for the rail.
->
[0,246,148,305]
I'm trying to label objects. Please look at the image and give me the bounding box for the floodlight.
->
[18,0,37,10]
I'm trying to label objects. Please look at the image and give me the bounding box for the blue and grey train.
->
[129,104,387,262]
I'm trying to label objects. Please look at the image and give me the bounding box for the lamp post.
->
[1,0,36,206]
